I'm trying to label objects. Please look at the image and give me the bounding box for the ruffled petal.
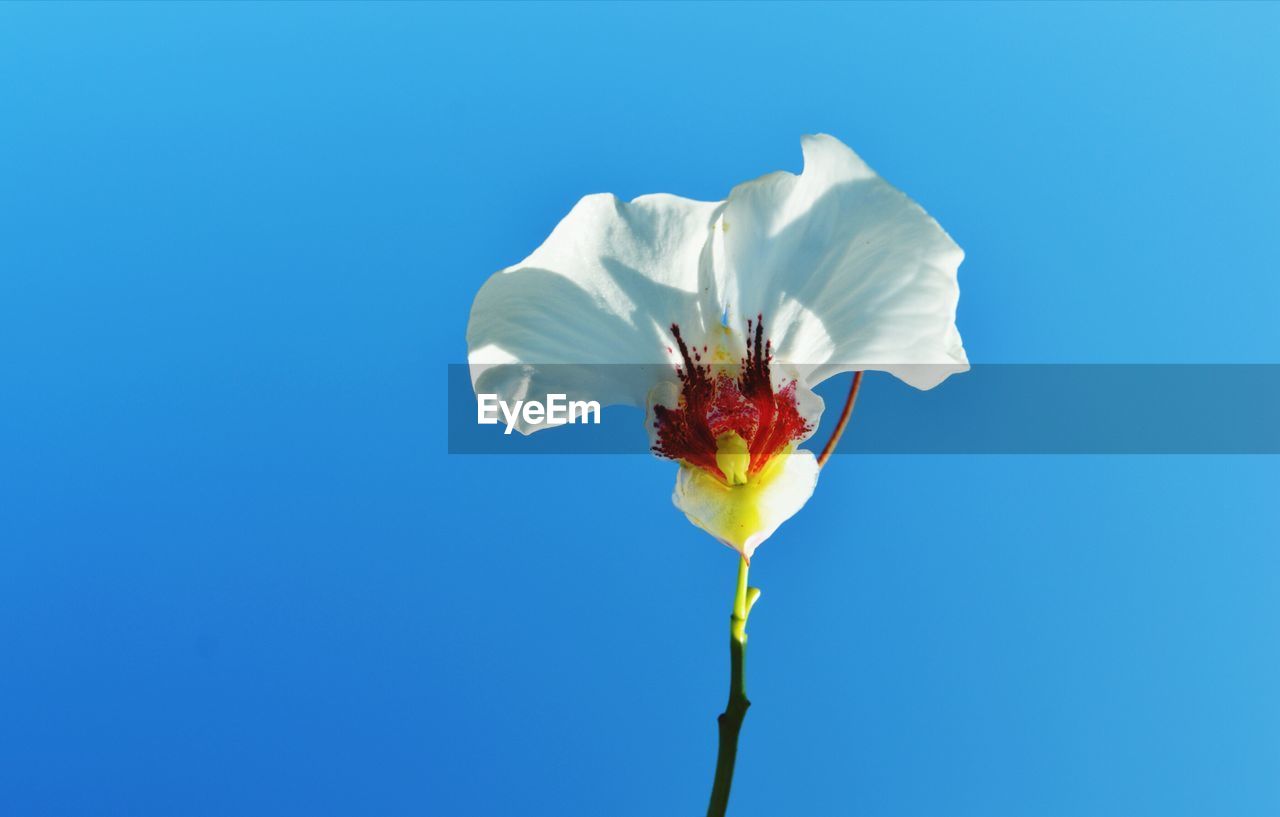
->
[714,134,967,390]
[467,193,725,433]
[672,448,819,560]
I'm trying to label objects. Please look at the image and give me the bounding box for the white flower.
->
[467,135,966,559]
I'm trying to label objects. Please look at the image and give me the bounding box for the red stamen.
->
[652,315,811,482]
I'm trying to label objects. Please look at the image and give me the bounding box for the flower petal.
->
[671,448,819,560]
[715,134,967,390]
[467,193,725,433]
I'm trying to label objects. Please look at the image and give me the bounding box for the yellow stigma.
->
[715,431,751,486]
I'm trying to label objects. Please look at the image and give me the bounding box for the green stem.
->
[707,555,757,817]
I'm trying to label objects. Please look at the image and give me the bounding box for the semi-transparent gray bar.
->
[448,364,1280,454]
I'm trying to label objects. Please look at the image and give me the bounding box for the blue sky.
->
[1,3,1277,816]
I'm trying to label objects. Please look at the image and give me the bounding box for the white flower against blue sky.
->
[468,135,966,558]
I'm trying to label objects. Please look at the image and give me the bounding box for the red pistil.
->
[652,315,811,482]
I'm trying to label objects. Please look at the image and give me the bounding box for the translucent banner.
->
[448,364,1280,455]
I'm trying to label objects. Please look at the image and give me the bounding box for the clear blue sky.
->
[2,3,1277,816]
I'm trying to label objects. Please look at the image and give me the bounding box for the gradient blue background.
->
[2,3,1278,815]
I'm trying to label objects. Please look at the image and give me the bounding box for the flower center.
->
[652,315,811,485]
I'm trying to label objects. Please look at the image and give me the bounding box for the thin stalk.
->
[706,555,755,817]
[817,370,864,468]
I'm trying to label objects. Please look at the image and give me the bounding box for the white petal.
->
[715,134,967,390]
[467,193,725,433]
[672,449,819,560]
